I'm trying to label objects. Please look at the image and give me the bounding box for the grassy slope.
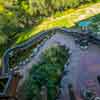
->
[16,2,100,44]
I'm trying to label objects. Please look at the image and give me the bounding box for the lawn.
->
[16,2,100,44]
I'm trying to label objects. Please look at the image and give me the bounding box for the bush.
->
[18,44,70,100]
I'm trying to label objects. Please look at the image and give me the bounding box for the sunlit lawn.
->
[16,2,100,44]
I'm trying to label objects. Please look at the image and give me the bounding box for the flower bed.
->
[18,44,70,100]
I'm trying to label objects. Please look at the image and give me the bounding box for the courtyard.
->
[33,32,100,99]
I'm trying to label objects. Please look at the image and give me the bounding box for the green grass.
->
[16,2,100,44]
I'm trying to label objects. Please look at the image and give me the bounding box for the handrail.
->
[2,27,96,74]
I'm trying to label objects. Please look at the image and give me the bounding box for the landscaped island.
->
[18,44,70,100]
